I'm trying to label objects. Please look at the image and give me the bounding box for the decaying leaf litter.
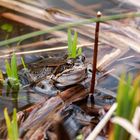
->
[0,0,140,139]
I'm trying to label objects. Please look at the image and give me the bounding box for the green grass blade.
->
[0,69,4,83]
[116,74,125,116]
[11,53,18,80]
[114,74,140,140]
[77,47,82,57]
[12,109,18,140]
[115,75,125,140]
[115,74,132,140]
[71,31,77,58]
[5,59,12,78]
[4,108,14,140]
[121,75,132,118]
[21,57,26,69]
[5,54,20,90]
[129,76,140,119]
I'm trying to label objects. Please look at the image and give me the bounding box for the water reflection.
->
[0,83,44,120]
[39,0,119,16]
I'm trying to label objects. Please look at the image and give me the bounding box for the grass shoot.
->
[4,108,18,140]
[67,29,82,59]
[5,53,19,89]
[21,57,27,69]
[110,74,140,140]
[0,69,4,84]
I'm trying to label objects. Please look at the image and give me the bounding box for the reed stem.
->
[87,12,101,107]
[90,11,101,94]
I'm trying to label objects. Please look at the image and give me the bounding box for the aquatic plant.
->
[1,23,13,44]
[67,29,82,58]
[0,70,4,95]
[5,53,19,89]
[0,69,4,84]
[1,23,13,33]
[110,74,140,140]
[87,12,101,107]
[4,108,18,140]
[21,57,27,69]
[76,133,83,140]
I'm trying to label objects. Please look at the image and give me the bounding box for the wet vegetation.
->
[5,53,20,91]
[0,0,140,140]
[67,29,82,59]
[4,108,18,140]
[109,75,140,140]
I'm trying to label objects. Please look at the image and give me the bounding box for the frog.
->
[19,55,87,95]
[19,57,68,85]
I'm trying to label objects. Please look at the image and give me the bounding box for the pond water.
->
[39,0,135,16]
[0,0,139,128]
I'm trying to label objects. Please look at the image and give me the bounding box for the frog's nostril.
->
[41,84,45,89]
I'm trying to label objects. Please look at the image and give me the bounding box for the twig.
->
[86,103,117,140]
[90,11,101,94]
[86,11,101,107]
[0,43,94,58]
